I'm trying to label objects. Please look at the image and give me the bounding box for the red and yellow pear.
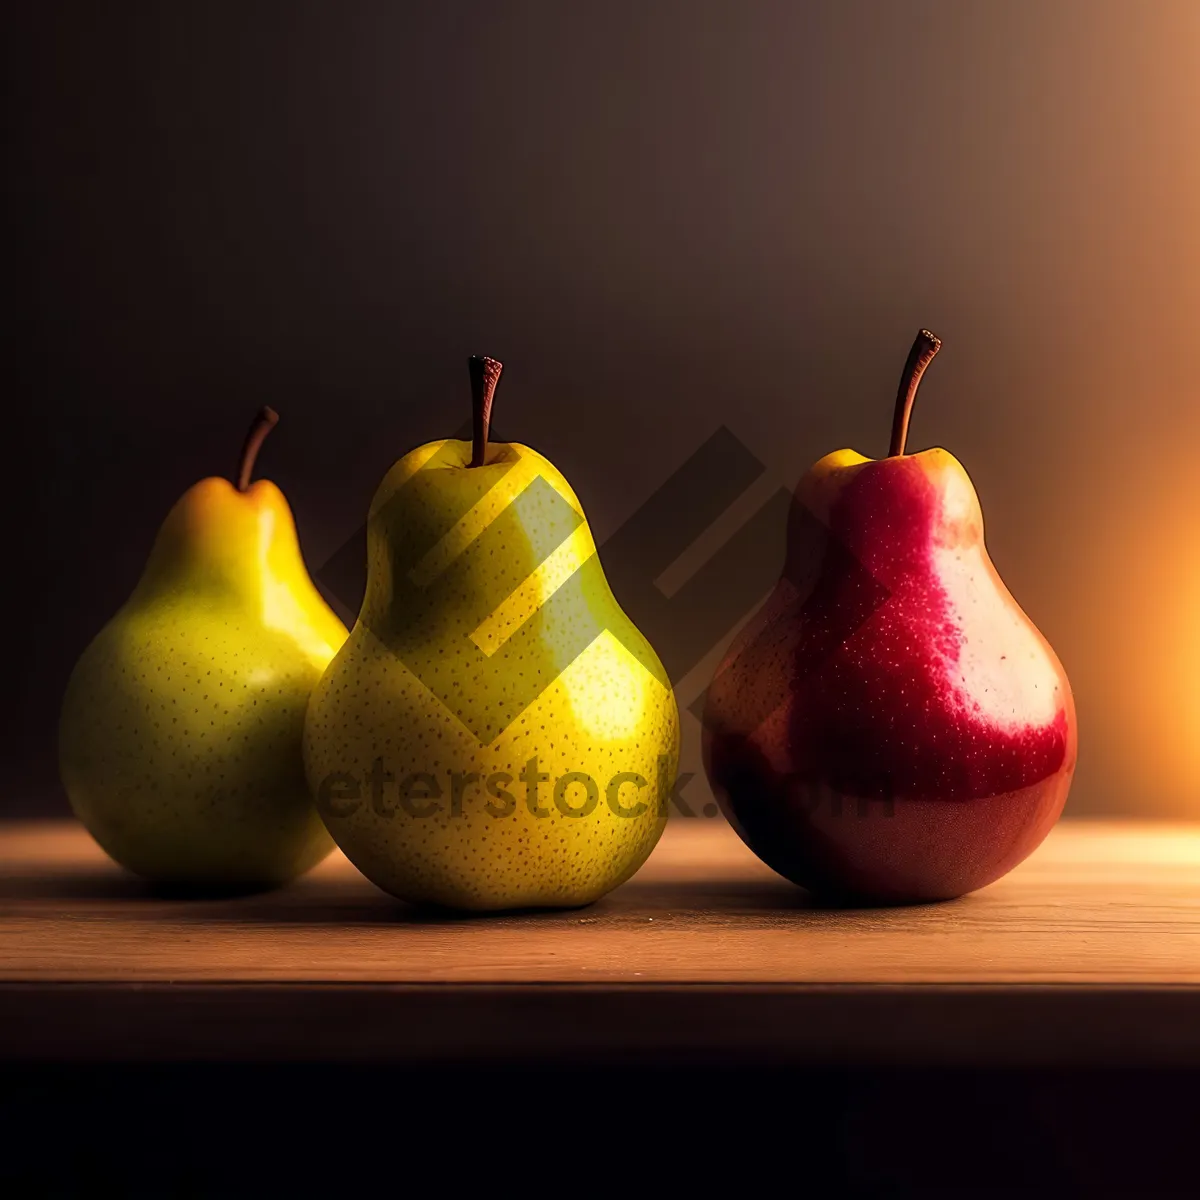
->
[703,331,1077,903]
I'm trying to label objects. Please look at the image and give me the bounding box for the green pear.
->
[304,357,680,910]
[59,409,349,888]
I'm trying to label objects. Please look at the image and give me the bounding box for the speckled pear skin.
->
[59,477,348,888]
[303,438,680,911]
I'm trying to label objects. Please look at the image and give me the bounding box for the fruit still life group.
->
[58,331,1077,910]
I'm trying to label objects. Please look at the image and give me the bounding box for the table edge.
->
[4,981,1199,1067]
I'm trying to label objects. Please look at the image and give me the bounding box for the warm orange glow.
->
[1066,456,1200,819]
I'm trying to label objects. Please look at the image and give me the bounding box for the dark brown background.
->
[7,0,1200,820]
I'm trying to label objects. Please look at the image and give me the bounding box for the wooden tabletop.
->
[3,816,1200,1067]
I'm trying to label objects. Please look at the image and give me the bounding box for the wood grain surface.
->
[3,817,1200,1064]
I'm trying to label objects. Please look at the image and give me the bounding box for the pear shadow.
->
[0,870,154,902]
[157,901,607,928]
[806,889,962,912]
[0,871,330,904]
[397,897,598,923]
[615,877,820,914]
[616,876,965,917]
[4,865,961,923]
[198,877,951,928]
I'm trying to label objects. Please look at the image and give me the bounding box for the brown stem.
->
[468,356,503,467]
[235,406,280,491]
[888,329,942,457]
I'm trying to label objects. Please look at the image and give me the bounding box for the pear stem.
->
[468,356,503,468]
[888,329,942,457]
[235,406,280,491]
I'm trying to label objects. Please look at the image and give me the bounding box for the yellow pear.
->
[304,357,680,910]
[59,409,348,888]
